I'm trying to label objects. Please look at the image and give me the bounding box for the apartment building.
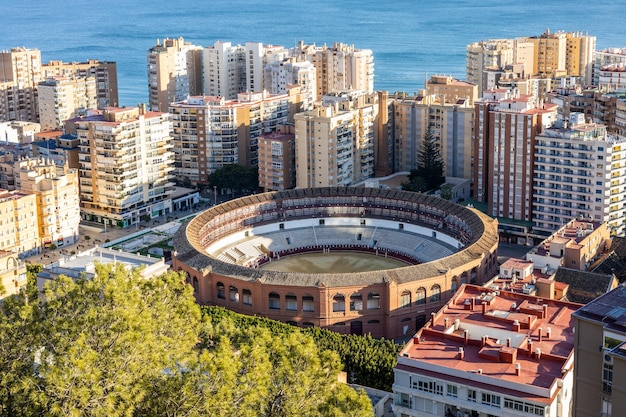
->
[291,40,374,98]
[0,189,39,256]
[38,76,97,130]
[147,37,203,112]
[593,48,626,86]
[533,114,626,236]
[0,250,27,301]
[473,88,558,221]
[203,41,289,100]
[169,88,303,185]
[14,157,81,248]
[41,59,118,108]
[0,120,40,144]
[264,58,317,110]
[70,105,174,228]
[597,65,626,92]
[258,124,296,191]
[0,47,42,122]
[393,283,579,417]
[294,90,380,188]
[572,286,626,417]
[391,76,476,177]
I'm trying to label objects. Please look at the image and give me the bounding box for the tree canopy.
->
[403,130,445,192]
[207,164,259,197]
[0,264,373,417]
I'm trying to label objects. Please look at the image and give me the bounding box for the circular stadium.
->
[173,187,499,339]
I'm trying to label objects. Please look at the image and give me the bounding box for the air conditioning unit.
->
[604,353,613,364]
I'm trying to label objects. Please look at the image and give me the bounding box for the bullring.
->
[173,187,499,339]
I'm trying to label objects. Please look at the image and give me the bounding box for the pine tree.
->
[411,130,445,191]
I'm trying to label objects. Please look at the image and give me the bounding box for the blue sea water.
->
[2,0,624,106]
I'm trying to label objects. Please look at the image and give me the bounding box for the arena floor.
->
[258,251,410,273]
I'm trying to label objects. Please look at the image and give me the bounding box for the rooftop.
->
[397,284,580,400]
[573,284,626,333]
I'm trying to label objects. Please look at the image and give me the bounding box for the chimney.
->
[413,336,420,344]
[546,327,551,339]
[431,312,436,327]
[477,369,483,375]
[482,301,488,315]
[535,348,542,360]
[464,329,469,346]
[481,335,487,347]
[515,362,521,376]
[454,319,460,330]
[527,315,533,328]
[527,339,533,358]
[470,297,475,311]
[459,347,464,360]
[513,320,520,332]
[543,304,548,319]
[444,317,449,328]
[538,327,543,343]
[507,338,511,348]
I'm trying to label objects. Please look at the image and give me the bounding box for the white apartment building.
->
[393,284,578,417]
[72,105,175,228]
[14,157,81,247]
[593,48,626,86]
[264,58,317,110]
[533,113,626,236]
[597,65,626,92]
[0,47,42,122]
[203,41,289,100]
[294,90,378,188]
[147,37,203,112]
[38,76,97,130]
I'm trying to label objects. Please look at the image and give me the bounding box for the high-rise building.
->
[38,76,97,130]
[593,48,626,86]
[0,188,38,256]
[294,90,380,188]
[169,88,304,185]
[291,41,374,98]
[70,105,175,227]
[572,285,626,417]
[203,41,289,100]
[14,157,81,248]
[264,58,317,110]
[0,47,42,122]
[393,283,579,417]
[147,37,203,112]
[391,76,477,177]
[258,125,296,192]
[41,59,118,108]
[533,114,626,236]
[473,88,558,221]
[466,39,518,96]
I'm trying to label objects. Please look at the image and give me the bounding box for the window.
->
[333,294,345,312]
[367,292,380,309]
[451,276,458,293]
[467,389,477,403]
[242,289,252,306]
[603,361,613,394]
[482,393,501,407]
[217,282,225,299]
[269,292,280,310]
[414,379,443,396]
[504,398,545,416]
[229,285,239,302]
[286,294,297,311]
[447,384,458,398]
[350,293,363,311]
[400,290,412,308]
[302,295,314,312]
[430,284,441,302]
[415,288,426,305]
[192,277,199,294]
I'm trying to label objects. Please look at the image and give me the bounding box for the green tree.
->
[439,183,453,200]
[208,164,259,197]
[412,130,445,191]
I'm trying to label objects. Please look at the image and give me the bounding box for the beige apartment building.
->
[169,87,305,186]
[572,286,626,417]
[147,37,203,112]
[258,125,296,191]
[69,105,175,228]
[0,47,42,122]
[0,250,27,301]
[14,157,81,248]
[294,90,380,188]
[391,76,476,178]
[41,59,118,108]
[38,76,97,130]
[473,88,558,221]
[291,41,374,99]
[0,189,39,256]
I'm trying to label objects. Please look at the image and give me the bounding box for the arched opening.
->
[415,287,426,305]
[460,272,467,285]
[269,292,280,310]
[350,292,363,311]
[470,267,478,284]
[216,282,225,299]
[400,290,412,308]
[302,294,314,312]
[192,277,199,294]
[242,289,252,306]
[229,285,239,302]
[451,276,458,293]
[333,294,345,312]
[286,293,297,311]
[430,284,441,302]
